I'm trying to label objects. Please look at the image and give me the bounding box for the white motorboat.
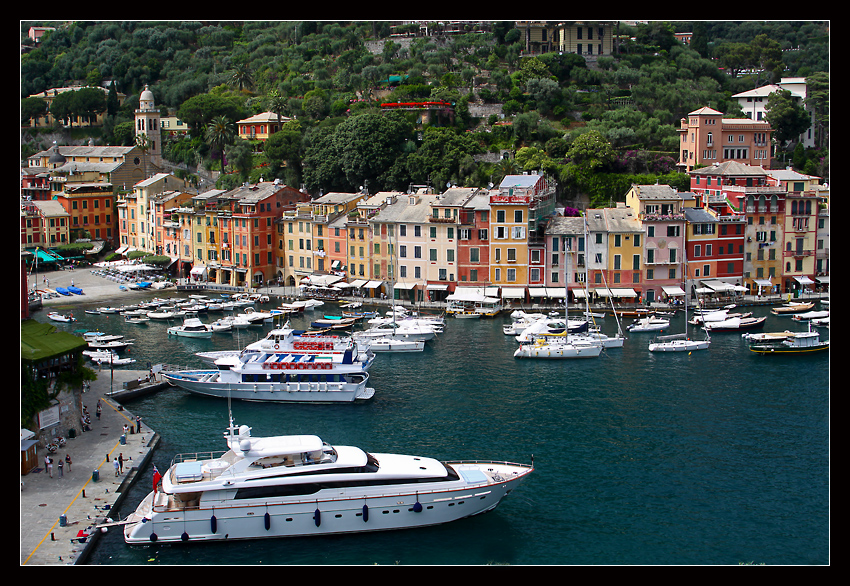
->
[121,413,533,544]
[292,299,323,310]
[361,337,425,353]
[125,315,150,324]
[83,350,136,365]
[237,308,275,325]
[168,318,215,338]
[147,310,176,320]
[47,312,76,322]
[702,316,766,332]
[82,332,123,342]
[210,319,232,332]
[627,316,670,332]
[164,327,376,403]
[88,339,134,351]
[791,310,829,322]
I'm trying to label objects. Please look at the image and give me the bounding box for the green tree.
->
[229,63,255,92]
[49,90,76,127]
[205,116,236,172]
[765,89,810,151]
[805,71,829,150]
[21,97,47,125]
[264,121,303,185]
[225,141,254,181]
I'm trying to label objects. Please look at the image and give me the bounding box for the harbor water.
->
[36,296,829,565]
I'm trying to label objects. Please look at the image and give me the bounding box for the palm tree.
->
[266,89,287,132]
[229,64,255,92]
[205,116,236,174]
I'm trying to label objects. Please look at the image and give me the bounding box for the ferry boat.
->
[164,328,376,403]
[121,413,533,544]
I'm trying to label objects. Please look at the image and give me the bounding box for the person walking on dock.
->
[65,454,72,472]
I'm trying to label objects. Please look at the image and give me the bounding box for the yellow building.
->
[585,205,644,302]
[236,112,291,142]
[488,191,530,289]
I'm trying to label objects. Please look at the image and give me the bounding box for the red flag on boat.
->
[153,465,162,493]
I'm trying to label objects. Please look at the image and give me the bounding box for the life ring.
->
[323,362,332,370]
[274,344,279,350]
[297,363,306,370]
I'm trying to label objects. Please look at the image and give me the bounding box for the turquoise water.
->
[37,297,829,565]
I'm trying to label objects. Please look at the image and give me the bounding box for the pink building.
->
[678,107,772,172]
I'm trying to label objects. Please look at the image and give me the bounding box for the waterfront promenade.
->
[20,368,160,566]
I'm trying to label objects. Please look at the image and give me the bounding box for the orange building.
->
[677,107,772,172]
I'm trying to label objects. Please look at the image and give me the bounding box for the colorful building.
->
[677,107,772,172]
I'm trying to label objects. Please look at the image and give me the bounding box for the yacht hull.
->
[162,371,375,403]
[124,462,531,544]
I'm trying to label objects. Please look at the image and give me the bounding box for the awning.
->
[794,276,815,285]
[349,279,368,288]
[572,288,587,298]
[661,286,686,296]
[527,287,548,298]
[190,265,207,277]
[501,287,526,299]
[426,283,449,290]
[308,274,343,287]
[703,280,735,292]
[596,288,638,297]
[753,279,773,288]
[364,280,383,289]
[546,288,566,298]
[393,281,417,290]
[815,276,829,284]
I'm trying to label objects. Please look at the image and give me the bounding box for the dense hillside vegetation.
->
[20,20,829,205]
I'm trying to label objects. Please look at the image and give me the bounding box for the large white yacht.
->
[162,328,376,403]
[122,415,533,544]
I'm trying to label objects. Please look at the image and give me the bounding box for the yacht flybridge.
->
[122,414,533,543]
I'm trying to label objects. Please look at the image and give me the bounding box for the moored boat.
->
[743,325,829,354]
[167,318,215,338]
[164,327,376,403]
[47,311,76,322]
[771,302,815,315]
[702,316,766,332]
[121,413,533,544]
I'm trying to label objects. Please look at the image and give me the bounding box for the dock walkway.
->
[21,369,162,566]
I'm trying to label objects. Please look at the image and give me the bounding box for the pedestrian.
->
[57,458,64,478]
[114,458,120,477]
[135,415,141,434]
[96,401,102,420]
[45,455,52,478]
[118,453,124,474]
[65,454,72,472]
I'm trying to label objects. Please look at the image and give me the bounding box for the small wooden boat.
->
[771,302,815,315]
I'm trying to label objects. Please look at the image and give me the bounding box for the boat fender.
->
[413,494,423,513]
[314,508,321,527]
[264,512,271,530]
[181,531,189,542]
[149,532,157,542]
[362,504,369,522]
[211,514,217,533]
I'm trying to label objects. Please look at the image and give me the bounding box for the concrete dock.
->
[20,369,162,566]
